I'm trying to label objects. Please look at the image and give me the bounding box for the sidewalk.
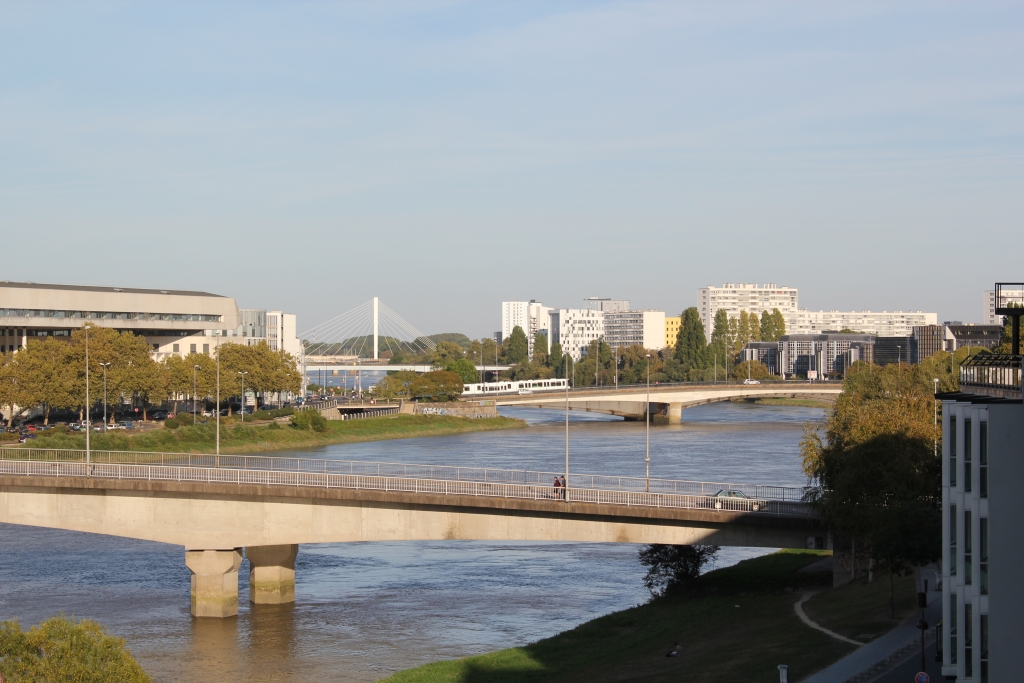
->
[799,594,941,683]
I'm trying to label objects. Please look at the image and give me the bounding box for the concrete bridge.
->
[493,381,842,422]
[0,451,821,618]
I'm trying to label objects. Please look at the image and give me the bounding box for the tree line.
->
[0,326,302,426]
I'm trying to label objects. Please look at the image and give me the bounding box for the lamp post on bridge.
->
[645,353,651,493]
[565,354,570,501]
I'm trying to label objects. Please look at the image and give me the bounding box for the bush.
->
[163,417,182,429]
[290,409,328,433]
[638,544,720,597]
[267,421,282,430]
[409,370,464,402]
[0,432,19,443]
[0,614,152,682]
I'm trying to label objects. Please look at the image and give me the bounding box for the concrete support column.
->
[186,548,242,618]
[665,403,684,424]
[245,544,298,604]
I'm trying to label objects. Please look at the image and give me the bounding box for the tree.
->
[638,544,720,597]
[433,341,465,364]
[674,308,707,368]
[731,360,770,381]
[0,615,152,682]
[772,308,786,339]
[15,337,78,425]
[760,308,786,341]
[548,342,564,374]
[748,312,761,341]
[505,326,529,365]
[533,332,548,366]
[438,357,478,384]
[802,363,941,615]
[409,370,464,402]
[374,370,418,401]
[710,309,731,363]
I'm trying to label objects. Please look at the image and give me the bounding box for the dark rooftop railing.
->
[959,353,1022,400]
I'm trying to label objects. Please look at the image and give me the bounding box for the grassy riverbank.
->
[14,415,526,455]
[731,397,835,408]
[383,550,917,683]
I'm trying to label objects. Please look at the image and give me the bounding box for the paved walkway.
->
[794,589,865,646]
[799,593,941,683]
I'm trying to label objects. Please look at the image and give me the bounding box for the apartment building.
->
[698,283,799,342]
[604,310,666,351]
[664,316,680,348]
[983,288,1024,325]
[549,308,604,361]
[790,309,937,336]
[501,300,552,358]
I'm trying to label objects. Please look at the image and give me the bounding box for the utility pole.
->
[565,354,570,501]
[216,338,220,461]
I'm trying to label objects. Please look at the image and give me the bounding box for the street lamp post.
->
[898,345,902,368]
[84,325,90,475]
[564,354,570,501]
[99,362,111,432]
[238,371,249,422]
[645,353,651,493]
[216,339,220,460]
[193,364,201,425]
[934,378,939,458]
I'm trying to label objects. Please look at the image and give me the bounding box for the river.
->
[0,402,823,682]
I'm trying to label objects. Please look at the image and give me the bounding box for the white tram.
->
[462,378,569,396]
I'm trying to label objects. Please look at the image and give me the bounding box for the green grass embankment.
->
[14,415,526,455]
[383,550,918,683]
[731,397,835,408]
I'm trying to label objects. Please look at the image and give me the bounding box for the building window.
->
[152,344,158,351]
[190,343,197,354]
[964,419,972,493]
[965,603,973,678]
[203,344,209,354]
[950,504,957,577]
[964,510,972,586]
[172,343,179,353]
[980,614,989,683]
[950,594,957,664]
[950,418,957,487]
[980,421,988,498]
[980,518,988,596]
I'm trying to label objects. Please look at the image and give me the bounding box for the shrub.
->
[0,614,152,682]
[0,432,19,443]
[409,370,464,402]
[638,544,720,597]
[290,409,328,433]
[267,421,282,430]
[163,417,182,429]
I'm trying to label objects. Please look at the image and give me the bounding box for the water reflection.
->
[0,402,823,682]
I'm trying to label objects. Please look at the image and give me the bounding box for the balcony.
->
[960,353,1022,400]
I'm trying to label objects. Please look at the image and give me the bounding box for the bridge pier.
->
[245,544,298,604]
[186,548,243,618]
[665,402,684,424]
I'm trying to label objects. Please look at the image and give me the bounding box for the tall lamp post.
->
[645,353,651,493]
[933,378,940,458]
[216,339,221,460]
[238,371,249,422]
[564,354,570,500]
[193,364,201,425]
[84,325,90,475]
[99,362,111,432]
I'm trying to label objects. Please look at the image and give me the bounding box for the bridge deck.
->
[0,450,813,518]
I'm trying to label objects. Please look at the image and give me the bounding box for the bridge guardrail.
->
[0,447,809,502]
[0,459,815,518]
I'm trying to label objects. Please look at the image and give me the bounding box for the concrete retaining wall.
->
[413,401,497,418]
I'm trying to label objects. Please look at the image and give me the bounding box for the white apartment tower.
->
[698,284,799,342]
[501,300,552,358]
[549,308,604,361]
[604,310,667,350]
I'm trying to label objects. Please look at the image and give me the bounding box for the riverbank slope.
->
[14,415,526,455]
[383,550,918,683]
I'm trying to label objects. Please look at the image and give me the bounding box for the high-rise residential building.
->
[698,284,799,342]
[984,287,1024,325]
[501,300,552,358]
[789,310,937,336]
[583,298,629,313]
[664,316,681,348]
[548,308,604,361]
[604,310,666,351]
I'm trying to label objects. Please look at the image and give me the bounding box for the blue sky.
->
[2,2,1022,338]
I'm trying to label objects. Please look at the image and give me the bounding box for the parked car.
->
[742,379,761,385]
[712,489,764,512]
[151,411,169,421]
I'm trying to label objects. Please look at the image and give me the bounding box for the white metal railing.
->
[0,447,809,502]
[0,458,815,517]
